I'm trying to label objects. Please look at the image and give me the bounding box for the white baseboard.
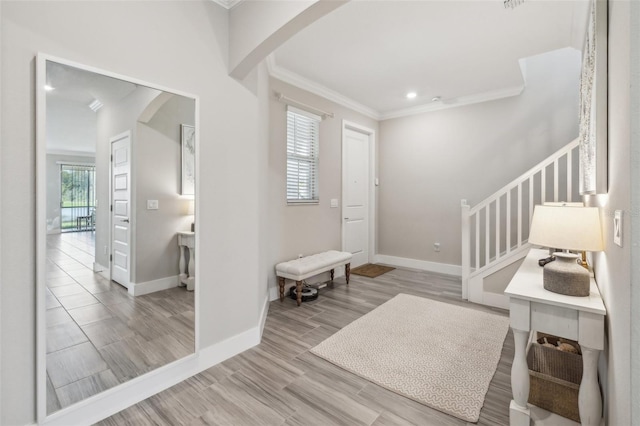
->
[128,275,179,296]
[42,325,262,426]
[259,293,270,335]
[375,254,462,277]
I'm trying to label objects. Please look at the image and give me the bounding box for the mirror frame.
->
[36,53,200,423]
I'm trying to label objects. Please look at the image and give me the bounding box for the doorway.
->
[110,131,132,289]
[342,121,376,268]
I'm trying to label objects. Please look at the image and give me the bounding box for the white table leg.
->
[578,347,602,426]
[186,247,195,291]
[510,328,531,426]
[178,244,187,287]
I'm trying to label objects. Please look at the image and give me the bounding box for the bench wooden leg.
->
[346,263,351,284]
[330,269,334,281]
[278,277,285,302]
[296,280,303,306]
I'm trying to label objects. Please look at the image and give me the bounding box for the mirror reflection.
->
[44,60,196,414]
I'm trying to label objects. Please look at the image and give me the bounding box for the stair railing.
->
[461,138,580,301]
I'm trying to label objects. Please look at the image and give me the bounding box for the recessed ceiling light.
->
[432,96,441,102]
[44,85,55,91]
[89,99,104,112]
[406,92,417,99]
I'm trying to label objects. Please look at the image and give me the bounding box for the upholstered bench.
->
[275,250,352,306]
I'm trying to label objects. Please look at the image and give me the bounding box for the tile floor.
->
[46,232,195,414]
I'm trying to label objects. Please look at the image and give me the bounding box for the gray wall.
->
[135,94,195,284]
[377,48,581,268]
[268,77,379,291]
[46,154,96,234]
[0,1,269,423]
[586,1,632,424]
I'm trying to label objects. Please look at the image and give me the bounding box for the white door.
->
[342,128,370,268]
[111,132,131,288]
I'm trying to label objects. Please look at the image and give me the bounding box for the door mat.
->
[350,264,395,278]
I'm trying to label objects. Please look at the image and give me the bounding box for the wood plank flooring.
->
[99,267,513,426]
[46,232,195,413]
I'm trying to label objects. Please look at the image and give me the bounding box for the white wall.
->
[0,1,269,423]
[46,97,97,155]
[95,86,161,271]
[135,94,195,284]
[228,0,345,78]
[268,77,378,293]
[585,1,632,424]
[631,1,640,423]
[46,153,96,234]
[377,48,581,269]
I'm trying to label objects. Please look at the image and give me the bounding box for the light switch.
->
[147,200,159,210]
[330,199,339,208]
[614,210,622,247]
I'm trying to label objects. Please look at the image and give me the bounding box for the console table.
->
[504,248,605,426]
[177,231,195,291]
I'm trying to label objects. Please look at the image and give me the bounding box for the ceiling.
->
[270,0,590,120]
[46,61,137,108]
[46,62,138,154]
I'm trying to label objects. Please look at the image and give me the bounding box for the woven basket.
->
[527,336,583,422]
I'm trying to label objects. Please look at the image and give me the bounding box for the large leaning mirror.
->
[37,57,198,416]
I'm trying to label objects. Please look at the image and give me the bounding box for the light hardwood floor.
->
[99,267,513,426]
[46,232,195,413]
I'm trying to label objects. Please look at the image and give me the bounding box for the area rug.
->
[310,294,509,422]
[349,263,395,278]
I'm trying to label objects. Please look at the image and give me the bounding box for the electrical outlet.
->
[147,199,159,210]
[434,243,441,252]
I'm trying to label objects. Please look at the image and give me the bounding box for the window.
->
[59,164,96,232]
[286,106,320,204]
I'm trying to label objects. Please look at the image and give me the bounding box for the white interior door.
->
[342,128,370,268]
[111,132,131,288]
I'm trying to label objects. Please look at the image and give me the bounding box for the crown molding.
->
[266,55,381,120]
[46,149,96,157]
[266,54,526,122]
[210,0,243,10]
[378,85,525,120]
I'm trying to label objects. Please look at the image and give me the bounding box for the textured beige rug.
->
[310,294,509,422]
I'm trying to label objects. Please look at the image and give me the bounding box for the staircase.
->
[461,138,580,309]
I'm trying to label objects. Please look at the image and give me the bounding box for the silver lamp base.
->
[543,252,590,297]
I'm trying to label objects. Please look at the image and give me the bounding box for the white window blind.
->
[287,106,320,204]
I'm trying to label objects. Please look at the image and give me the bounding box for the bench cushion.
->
[275,250,352,281]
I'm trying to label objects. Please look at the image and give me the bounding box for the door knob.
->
[122,218,130,223]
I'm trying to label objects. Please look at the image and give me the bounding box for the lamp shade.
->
[529,205,603,252]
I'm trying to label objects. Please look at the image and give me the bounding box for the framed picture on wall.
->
[181,124,195,196]
[579,0,608,195]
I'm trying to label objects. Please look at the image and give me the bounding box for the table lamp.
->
[184,199,195,232]
[528,204,603,296]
